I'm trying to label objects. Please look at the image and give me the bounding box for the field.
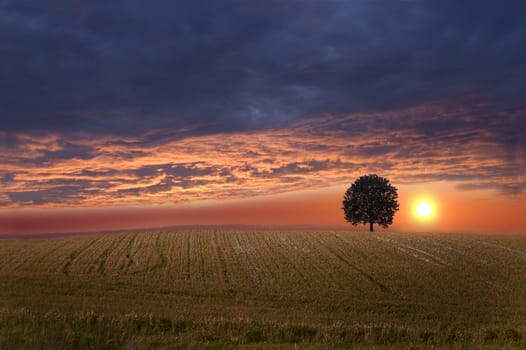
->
[1,230,526,349]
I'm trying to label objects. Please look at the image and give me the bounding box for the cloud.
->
[7,183,98,206]
[1,0,525,137]
[1,1,525,209]
[1,101,525,209]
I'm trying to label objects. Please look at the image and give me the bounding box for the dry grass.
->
[0,230,525,348]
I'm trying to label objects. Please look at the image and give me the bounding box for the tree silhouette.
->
[342,174,399,232]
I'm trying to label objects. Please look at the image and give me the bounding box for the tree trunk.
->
[369,222,374,233]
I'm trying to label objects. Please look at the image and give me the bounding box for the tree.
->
[342,174,399,232]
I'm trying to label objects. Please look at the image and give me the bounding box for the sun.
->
[411,197,437,222]
[416,202,432,217]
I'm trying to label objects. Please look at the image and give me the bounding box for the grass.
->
[0,230,525,348]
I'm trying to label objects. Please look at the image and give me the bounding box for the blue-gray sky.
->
[1,0,525,233]
[2,1,525,134]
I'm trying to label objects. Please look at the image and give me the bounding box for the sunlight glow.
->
[416,202,432,217]
[412,197,438,223]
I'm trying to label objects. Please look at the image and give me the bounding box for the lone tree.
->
[342,174,399,232]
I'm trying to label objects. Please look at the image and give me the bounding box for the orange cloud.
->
[1,103,524,235]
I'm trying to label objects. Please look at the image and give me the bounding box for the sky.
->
[1,0,525,235]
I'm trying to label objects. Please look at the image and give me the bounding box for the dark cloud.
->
[456,181,526,196]
[1,0,525,138]
[130,163,217,179]
[115,174,215,198]
[75,169,119,177]
[38,143,97,163]
[117,163,223,196]
[1,173,15,183]
[7,185,98,205]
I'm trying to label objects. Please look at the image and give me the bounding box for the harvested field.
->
[0,230,525,349]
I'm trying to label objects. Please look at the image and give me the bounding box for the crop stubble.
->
[0,230,525,348]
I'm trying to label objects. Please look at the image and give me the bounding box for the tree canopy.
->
[342,174,399,232]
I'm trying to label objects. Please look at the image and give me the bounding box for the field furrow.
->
[374,235,448,265]
[2,230,526,348]
[317,235,391,294]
